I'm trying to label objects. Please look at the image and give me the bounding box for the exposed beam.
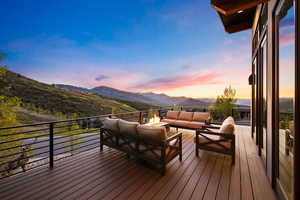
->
[211,0,268,16]
[224,21,252,33]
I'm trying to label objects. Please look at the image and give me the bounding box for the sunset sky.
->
[0,0,252,98]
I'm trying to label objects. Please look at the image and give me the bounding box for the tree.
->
[171,105,182,111]
[0,53,26,177]
[111,106,117,118]
[209,86,238,121]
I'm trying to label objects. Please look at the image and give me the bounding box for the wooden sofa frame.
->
[100,127,182,175]
[195,124,235,164]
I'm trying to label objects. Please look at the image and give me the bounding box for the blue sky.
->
[0,0,252,98]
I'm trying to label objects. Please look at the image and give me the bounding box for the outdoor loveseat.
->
[100,118,182,175]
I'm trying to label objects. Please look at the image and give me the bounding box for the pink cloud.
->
[131,72,228,91]
[280,33,295,46]
[281,59,295,69]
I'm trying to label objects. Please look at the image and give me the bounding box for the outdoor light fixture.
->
[248,74,255,85]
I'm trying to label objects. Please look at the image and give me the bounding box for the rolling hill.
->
[1,70,139,119]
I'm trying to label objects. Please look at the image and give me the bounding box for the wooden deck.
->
[0,126,277,200]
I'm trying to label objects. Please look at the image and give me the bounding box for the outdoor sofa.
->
[100,118,182,175]
[160,111,210,130]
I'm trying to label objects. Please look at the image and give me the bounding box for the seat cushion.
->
[192,112,210,122]
[118,119,139,136]
[183,121,205,129]
[178,111,194,121]
[161,118,177,124]
[137,125,167,141]
[166,111,180,119]
[102,118,119,132]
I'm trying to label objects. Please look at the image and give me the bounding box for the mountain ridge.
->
[54,84,211,107]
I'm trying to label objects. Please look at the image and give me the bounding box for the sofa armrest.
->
[202,125,221,130]
[100,127,107,133]
[196,130,234,139]
[165,132,182,143]
[205,117,212,125]
[100,127,114,133]
[210,121,223,126]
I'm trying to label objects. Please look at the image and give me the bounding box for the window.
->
[276,0,295,199]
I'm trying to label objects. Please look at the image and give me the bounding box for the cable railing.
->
[0,108,172,179]
[0,105,250,179]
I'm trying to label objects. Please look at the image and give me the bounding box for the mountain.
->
[141,92,186,105]
[177,98,210,107]
[1,70,138,118]
[91,86,163,106]
[53,84,90,93]
[55,84,210,107]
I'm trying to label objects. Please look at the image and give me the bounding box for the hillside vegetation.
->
[1,69,138,118]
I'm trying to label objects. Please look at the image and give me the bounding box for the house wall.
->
[294,1,299,199]
[251,0,278,185]
[251,0,299,199]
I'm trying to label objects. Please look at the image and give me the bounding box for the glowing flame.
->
[148,114,160,124]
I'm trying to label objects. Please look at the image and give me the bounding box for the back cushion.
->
[223,116,235,125]
[103,118,119,132]
[118,119,139,136]
[166,111,180,119]
[192,112,210,122]
[178,111,194,121]
[219,123,235,134]
[137,125,167,141]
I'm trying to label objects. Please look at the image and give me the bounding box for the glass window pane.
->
[262,37,267,162]
[277,0,295,199]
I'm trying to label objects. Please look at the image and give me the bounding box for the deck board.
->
[0,126,277,200]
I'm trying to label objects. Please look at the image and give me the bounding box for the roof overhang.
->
[211,0,268,33]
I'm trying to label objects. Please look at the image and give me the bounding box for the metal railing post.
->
[139,111,143,124]
[49,123,54,169]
